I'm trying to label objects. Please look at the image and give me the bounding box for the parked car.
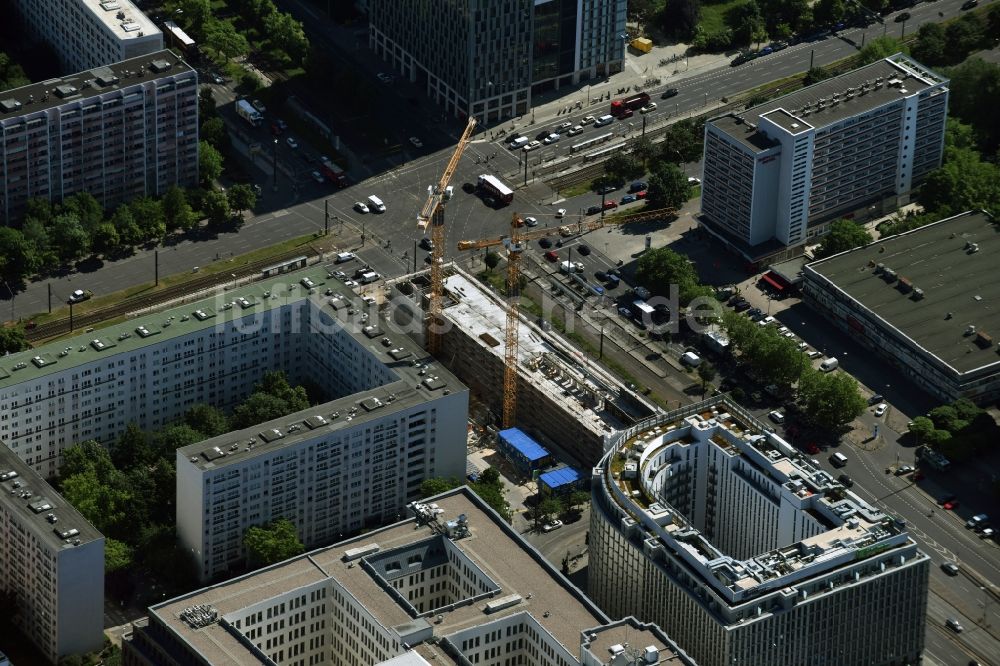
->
[768,410,785,424]
[867,394,884,406]
[661,88,679,98]
[544,250,559,262]
[587,205,602,215]
[639,103,657,114]
[837,474,854,488]
[376,72,393,83]
[967,514,989,529]
[621,194,637,204]
[251,99,266,112]
[353,201,369,214]
[945,618,963,633]
[567,125,584,136]
[602,200,618,210]
[311,171,324,183]
[542,133,561,145]
[524,216,538,227]
[286,137,298,149]
[541,520,563,533]
[943,500,959,510]
[409,136,423,148]
[556,208,567,218]
[629,181,648,192]
[576,244,591,256]
[757,46,774,56]
[894,11,910,22]
[687,177,701,185]
[635,190,648,199]
[523,140,542,152]
[770,41,789,51]
[895,464,914,476]
[597,183,619,194]
[734,300,752,312]
[961,0,979,8]
[874,403,888,417]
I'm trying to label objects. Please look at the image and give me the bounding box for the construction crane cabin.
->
[417,116,477,356]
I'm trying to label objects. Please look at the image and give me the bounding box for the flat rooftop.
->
[145,488,620,666]
[0,49,191,120]
[804,211,1000,374]
[711,54,945,150]
[0,442,103,551]
[442,273,632,434]
[83,0,160,41]
[602,396,911,602]
[0,263,449,393]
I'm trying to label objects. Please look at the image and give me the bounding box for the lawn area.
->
[560,181,596,198]
[699,0,743,35]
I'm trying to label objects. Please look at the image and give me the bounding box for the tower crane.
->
[457,205,678,429]
[417,116,477,356]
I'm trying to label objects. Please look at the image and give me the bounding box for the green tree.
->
[946,58,1000,155]
[62,191,105,235]
[105,538,134,574]
[908,416,934,444]
[470,480,512,522]
[22,218,54,267]
[203,18,250,62]
[697,361,717,396]
[90,223,120,256]
[567,490,590,512]
[200,116,228,149]
[185,404,230,438]
[659,0,701,41]
[0,52,30,92]
[420,477,462,498]
[48,213,91,263]
[264,12,310,65]
[162,186,196,232]
[176,0,213,37]
[630,135,657,165]
[988,4,1000,41]
[659,119,704,163]
[924,428,952,449]
[803,66,832,86]
[796,368,866,433]
[919,146,1000,217]
[230,392,291,429]
[199,141,224,186]
[258,371,310,410]
[536,496,564,525]
[813,0,846,26]
[129,197,166,241]
[109,423,155,470]
[910,22,948,66]
[153,424,206,458]
[647,162,690,210]
[478,467,502,487]
[856,36,907,66]
[636,245,706,305]
[0,226,39,282]
[198,87,217,120]
[484,251,502,272]
[945,14,987,62]
[813,219,873,259]
[244,518,305,568]
[227,183,257,217]
[61,468,133,539]
[728,0,765,47]
[0,327,29,355]
[202,189,231,227]
[60,440,116,480]
[928,404,966,433]
[110,204,142,248]
[604,152,646,183]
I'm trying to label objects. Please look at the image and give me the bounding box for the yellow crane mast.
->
[502,214,525,429]
[417,117,477,355]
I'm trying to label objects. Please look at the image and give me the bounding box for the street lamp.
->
[272,138,278,192]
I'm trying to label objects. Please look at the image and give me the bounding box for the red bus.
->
[610,92,650,117]
[477,174,514,205]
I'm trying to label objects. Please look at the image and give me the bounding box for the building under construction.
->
[387,266,656,467]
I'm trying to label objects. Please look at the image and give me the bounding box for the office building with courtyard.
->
[700,53,948,264]
[589,396,929,666]
[368,0,627,122]
[801,210,1000,404]
[124,486,698,666]
[11,0,163,74]
[0,50,198,224]
[0,443,104,663]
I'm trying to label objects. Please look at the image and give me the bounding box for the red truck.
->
[320,158,348,187]
[610,92,650,117]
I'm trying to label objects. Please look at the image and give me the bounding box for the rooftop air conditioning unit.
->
[965,325,976,336]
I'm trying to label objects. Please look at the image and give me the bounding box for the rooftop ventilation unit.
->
[975,331,993,348]
[965,325,976,336]
[968,242,980,253]
[911,288,924,300]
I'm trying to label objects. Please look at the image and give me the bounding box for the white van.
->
[594,114,614,127]
[367,195,386,213]
[335,252,355,264]
[820,357,839,372]
[681,351,702,367]
[830,452,848,467]
[359,271,380,284]
[508,136,529,150]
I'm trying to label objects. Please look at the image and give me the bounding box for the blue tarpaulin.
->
[539,467,584,492]
[497,428,549,474]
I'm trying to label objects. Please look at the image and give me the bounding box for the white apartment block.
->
[12,0,163,74]
[123,487,698,666]
[589,396,929,666]
[0,50,198,225]
[700,54,948,264]
[0,443,104,663]
[369,0,626,124]
[0,262,465,486]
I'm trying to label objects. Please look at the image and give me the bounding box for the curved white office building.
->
[589,396,928,666]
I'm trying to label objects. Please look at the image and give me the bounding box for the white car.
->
[582,115,595,125]
[286,137,298,149]
[409,136,423,148]
[311,171,324,183]
[556,208,567,218]
[542,133,561,145]
[768,410,785,424]
[68,289,89,304]
[874,403,888,417]
[524,216,538,227]
[560,260,584,274]
[688,176,702,185]
[541,520,563,533]
[523,140,541,152]
[353,201,369,214]
[555,121,573,132]
[566,125,584,136]
[639,102,657,114]
[376,72,393,83]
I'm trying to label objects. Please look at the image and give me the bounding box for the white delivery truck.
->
[820,357,839,372]
[236,99,262,126]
